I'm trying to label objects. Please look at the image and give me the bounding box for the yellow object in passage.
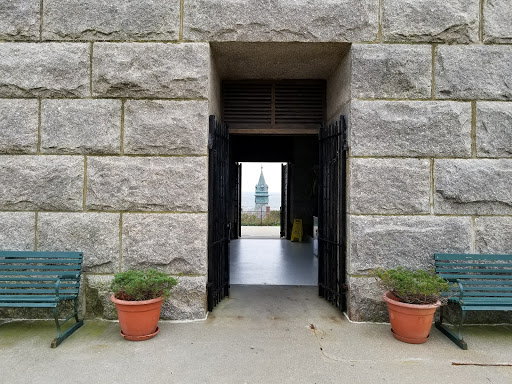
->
[290,219,303,242]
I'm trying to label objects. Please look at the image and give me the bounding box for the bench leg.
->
[435,305,468,350]
[50,298,84,348]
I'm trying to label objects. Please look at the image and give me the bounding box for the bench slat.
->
[461,305,512,311]
[436,262,512,268]
[437,273,512,280]
[0,258,81,264]
[0,283,78,289]
[436,268,512,274]
[0,295,59,302]
[0,265,81,271]
[0,251,83,259]
[0,263,80,276]
[0,289,79,294]
[0,302,58,308]
[0,276,78,282]
[435,253,512,261]
[0,271,80,276]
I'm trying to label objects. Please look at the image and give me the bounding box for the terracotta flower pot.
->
[382,291,441,344]
[110,295,163,341]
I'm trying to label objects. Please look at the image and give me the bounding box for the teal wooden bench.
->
[0,251,84,347]
[434,253,512,350]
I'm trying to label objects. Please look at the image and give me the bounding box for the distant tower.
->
[254,166,269,211]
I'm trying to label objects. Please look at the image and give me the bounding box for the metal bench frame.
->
[434,253,512,350]
[0,251,84,347]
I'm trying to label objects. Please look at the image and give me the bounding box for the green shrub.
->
[111,269,178,301]
[375,267,450,305]
[241,210,281,226]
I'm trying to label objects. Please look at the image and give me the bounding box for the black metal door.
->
[280,163,289,238]
[318,115,348,311]
[207,115,230,311]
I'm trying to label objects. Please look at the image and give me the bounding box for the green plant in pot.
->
[110,269,178,341]
[375,267,450,344]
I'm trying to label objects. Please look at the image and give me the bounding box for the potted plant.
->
[110,269,178,341]
[375,267,450,344]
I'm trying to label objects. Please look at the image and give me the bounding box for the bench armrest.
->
[456,280,464,301]
[54,273,80,299]
[58,273,80,280]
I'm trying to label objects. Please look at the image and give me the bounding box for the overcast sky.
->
[241,162,284,193]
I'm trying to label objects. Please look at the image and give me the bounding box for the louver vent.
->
[223,80,325,134]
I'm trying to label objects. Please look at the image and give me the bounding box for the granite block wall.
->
[1,0,512,323]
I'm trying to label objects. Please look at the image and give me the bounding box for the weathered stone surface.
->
[351,101,472,157]
[124,100,208,155]
[37,213,120,273]
[93,43,209,98]
[0,99,38,154]
[483,0,512,43]
[435,159,512,215]
[0,156,83,211]
[350,158,430,215]
[183,0,379,42]
[0,43,90,97]
[347,276,387,322]
[122,213,207,275]
[0,212,35,250]
[477,102,512,158]
[84,275,117,320]
[43,0,180,41]
[0,0,40,40]
[382,0,479,43]
[475,217,512,254]
[161,276,207,320]
[41,99,121,155]
[435,46,512,101]
[352,44,431,99]
[86,156,207,212]
[349,215,471,273]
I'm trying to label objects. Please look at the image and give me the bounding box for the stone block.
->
[483,0,512,43]
[122,213,207,275]
[350,158,430,215]
[435,159,512,215]
[476,102,512,158]
[382,0,479,43]
[183,0,379,42]
[86,156,208,212]
[0,43,90,98]
[347,276,387,322]
[161,276,207,320]
[435,45,512,101]
[0,212,35,250]
[84,275,117,320]
[43,0,180,41]
[0,0,40,40]
[351,44,431,99]
[0,99,38,154]
[475,217,512,254]
[351,101,472,157]
[0,156,83,211]
[349,215,471,274]
[37,213,120,273]
[124,100,208,155]
[92,43,209,98]
[41,99,121,155]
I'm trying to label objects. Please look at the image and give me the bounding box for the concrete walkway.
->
[1,286,511,384]
[240,226,281,238]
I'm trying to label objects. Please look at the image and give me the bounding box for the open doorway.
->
[240,162,284,239]
[231,156,318,285]
[208,43,350,312]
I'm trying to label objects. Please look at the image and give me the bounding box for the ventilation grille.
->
[275,82,324,124]
[223,83,272,124]
[223,80,325,133]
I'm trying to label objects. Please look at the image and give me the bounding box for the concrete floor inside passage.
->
[229,237,318,285]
